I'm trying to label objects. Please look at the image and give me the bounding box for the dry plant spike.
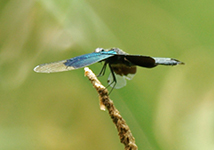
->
[84,67,138,150]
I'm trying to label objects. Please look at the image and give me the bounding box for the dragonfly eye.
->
[95,48,105,53]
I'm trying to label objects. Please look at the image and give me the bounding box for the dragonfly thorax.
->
[104,54,135,67]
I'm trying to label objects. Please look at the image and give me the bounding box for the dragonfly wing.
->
[107,64,137,89]
[108,72,127,89]
[34,52,115,73]
[124,55,184,68]
[34,59,72,73]
[124,55,156,68]
[124,73,135,80]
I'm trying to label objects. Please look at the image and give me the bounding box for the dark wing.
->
[124,55,184,68]
[124,55,157,68]
[34,51,116,73]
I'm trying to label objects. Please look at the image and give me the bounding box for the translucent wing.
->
[34,59,72,73]
[107,72,136,89]
[107,64,137,89]
[124,73,135,80]
[108,72,127,89]
[34,51,116,73]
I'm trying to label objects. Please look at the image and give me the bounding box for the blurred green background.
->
[1,0,214,150]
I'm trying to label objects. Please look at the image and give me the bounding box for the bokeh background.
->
[1,0,214,150]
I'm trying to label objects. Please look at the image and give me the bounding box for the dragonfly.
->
[34,47,184,89]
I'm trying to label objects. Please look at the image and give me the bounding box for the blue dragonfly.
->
[34,48,184,89]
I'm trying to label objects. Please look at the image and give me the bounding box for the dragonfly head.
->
[94,48,105,53]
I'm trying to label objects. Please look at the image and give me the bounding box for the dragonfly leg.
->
[97,62,108,77]
[106,64,117,94]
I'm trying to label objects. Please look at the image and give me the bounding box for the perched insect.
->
[34,47,184,89]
